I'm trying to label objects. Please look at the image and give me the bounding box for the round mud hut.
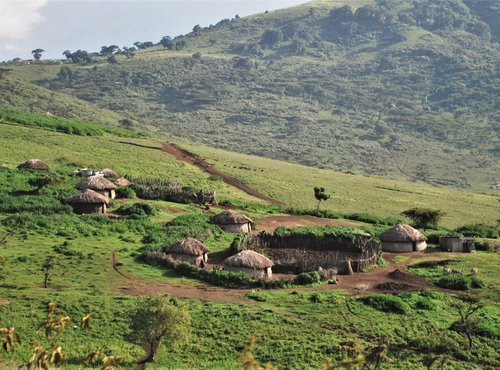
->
[223,250,274,279]
[211,210,252,233]
[17,158,49,171]
[101,168,118,178]
[164,237,209,267]
[76,175,117,199]
[380,224,427,252]
[114,177,130,186]
[67,189,109,214]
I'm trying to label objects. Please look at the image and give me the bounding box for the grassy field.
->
[183,142,499,229]
[0,112,498,369]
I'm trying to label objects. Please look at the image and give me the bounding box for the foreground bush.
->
[436,275,485,290]
[115,202,156,218]
[359,294,410,314]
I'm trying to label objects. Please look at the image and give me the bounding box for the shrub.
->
[116,186,136,199]
[474,240,492,251]
[309,293,325,303]
[435,275,485,290]
[230,234,249,253]
[294,271,323,285]
[455,224,499,239]
[413,297,437,310]
[245,291,270,302]
[359,294,410,314]
[115,203,156,218]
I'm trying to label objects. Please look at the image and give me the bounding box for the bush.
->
[359,294,410,314]
[230,234,249,253]
[115,203,156,218]
[294,271,323,285]
[455,224,499,239]
[435,275,485,290]
[413,297,437,310]
[474,240,492,251]
[116,186,136,199]
[245,291,270,302]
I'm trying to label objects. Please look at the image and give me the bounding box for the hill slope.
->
[3,0,500,191]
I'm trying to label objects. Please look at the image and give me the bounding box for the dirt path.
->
[256,215,363,232]
[161,143,286,206]
[295,252,442,295]
[110,251,248,303]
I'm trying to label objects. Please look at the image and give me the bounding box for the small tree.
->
[31,48,45,61]
[450,294,484,350]
[28,174,64,193]
[128,295,190,365]
[401,208,443,230]
[42,256,55,288]
[314,186,330,213]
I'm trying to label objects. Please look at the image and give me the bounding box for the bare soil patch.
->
[409,259,459,269]
[255,215,362,232]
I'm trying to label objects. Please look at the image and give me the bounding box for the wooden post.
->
[346,259,354,275]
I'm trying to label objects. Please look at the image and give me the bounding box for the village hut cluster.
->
[67,167,127,214]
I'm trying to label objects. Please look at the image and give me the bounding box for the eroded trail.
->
[161,143,286,206]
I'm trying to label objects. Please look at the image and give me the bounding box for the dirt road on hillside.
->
[161,143,286,206]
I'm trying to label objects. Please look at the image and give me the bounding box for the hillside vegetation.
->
[0,114,498,369]
[4,0,498,191]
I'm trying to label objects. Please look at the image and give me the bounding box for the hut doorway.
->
[412,242,417,251]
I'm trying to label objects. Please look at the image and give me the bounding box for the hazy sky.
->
[0,0,309,61]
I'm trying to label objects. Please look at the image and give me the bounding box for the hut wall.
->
[415,241,427,251]
[220,223,251,233]
[70,203,106,214]
[168,253,204,267]
[381,241,413,252]
[224,266,269,279]
[241,234,380,274]
[439,237,464,252]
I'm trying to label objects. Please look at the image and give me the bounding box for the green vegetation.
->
[0,122,498,369]
[5,0,498,191]
[0,109,140,137]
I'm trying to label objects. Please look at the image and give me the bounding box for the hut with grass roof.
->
[223,250,273,279]
[101,168,118,178]
[76,175,117,199]
[164,237,209,267]
[380,224,427,252]
[211,210,252,233]
[67,189,109,214]
[17,158,49,171]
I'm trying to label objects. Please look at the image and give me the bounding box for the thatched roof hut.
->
[67,189,109,214]
[211,210,253,233]
[114,177,130,186]
[17,158,49,170]
[101,168,118,178]
[380,224,427,252]
[223,250,274,278]
[76,175,117,199]
[164,237,209,266]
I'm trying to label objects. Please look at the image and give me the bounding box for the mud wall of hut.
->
[240,234,381,274]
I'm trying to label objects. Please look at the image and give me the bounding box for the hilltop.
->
[2,0,499,192]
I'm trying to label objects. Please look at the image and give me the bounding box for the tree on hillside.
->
[260,30,283,49]
[401,208,443,230]
[42,256,55,288]
[28,173,65,193]
[450,294,484,350]
[31,49,45,61]
[128,295,190,365]
[160,36,173,49]
[314,186,330,213]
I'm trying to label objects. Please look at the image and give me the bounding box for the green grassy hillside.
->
[0,113,498,369]
[5,0,498,191]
